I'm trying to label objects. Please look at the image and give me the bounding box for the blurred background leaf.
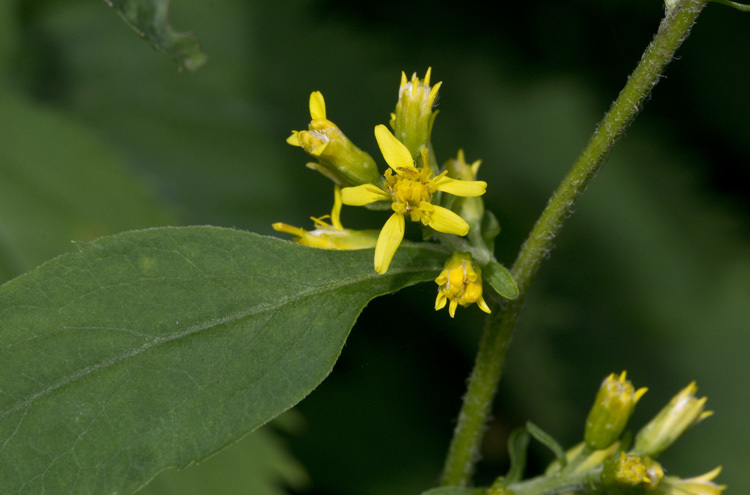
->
[106,0,207,71]
[0,92,172,281]
[1,0,748,493]
[137,414,308,495]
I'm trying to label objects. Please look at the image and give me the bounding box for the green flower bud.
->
[631,381,712,457]
[390,68,442,159]
[602,452,646,487]
[602,452,662,489]
[288,92,381,187]
[584,371,647,450]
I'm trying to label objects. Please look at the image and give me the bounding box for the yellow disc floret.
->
[341,125,487,274]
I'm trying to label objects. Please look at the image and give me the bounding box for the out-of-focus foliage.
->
[1,0,748,494]
[106,0,207,71]
[129,413,309,495]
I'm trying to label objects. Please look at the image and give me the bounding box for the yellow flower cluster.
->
[275,68,495,317]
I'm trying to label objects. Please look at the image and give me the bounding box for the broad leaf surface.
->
[106,0,207,71]
[0,227,445,494]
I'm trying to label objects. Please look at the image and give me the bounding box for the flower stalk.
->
[440,0,710,486]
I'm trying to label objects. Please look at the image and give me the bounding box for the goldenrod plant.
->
[0,0,747,494]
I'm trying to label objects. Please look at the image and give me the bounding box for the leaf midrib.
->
[0,264,437,420]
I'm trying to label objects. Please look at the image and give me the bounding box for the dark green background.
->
[2,0,748,493]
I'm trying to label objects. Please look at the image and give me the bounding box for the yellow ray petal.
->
[477,296,492,314]
[309,91,326,120]
[272,222,304,237]
[433,176,487,197]
[374,213,405,274]
[449,299,458,318]
[428,81,442,107]
[341,184,390,206]
[424,204,470,236]
[374,124,415,172]
[286,132,301,146]
[310,142,328,156]
[435,292,447,311]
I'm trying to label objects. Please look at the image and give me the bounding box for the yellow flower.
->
[341,125,487,274]
[273,186,379,250]
[287,92,380,186]
[434,252,491,318]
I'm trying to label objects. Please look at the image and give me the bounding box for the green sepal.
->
[506,426,530,483]
[527,421,567,469]
[364,199,393,211]
[484,262,519,300]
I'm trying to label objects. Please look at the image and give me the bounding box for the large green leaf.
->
[106,0,207,71]
[0,227,445,494]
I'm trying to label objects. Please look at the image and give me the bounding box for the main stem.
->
[440,0,708,486]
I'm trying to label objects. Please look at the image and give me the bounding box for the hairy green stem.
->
[508,467,602,495]
[440,0,708,486]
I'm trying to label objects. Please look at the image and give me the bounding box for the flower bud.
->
[584,371,647,450]
[602,452,662,489]
[434,252,491,318]
[602,452,648,488]
[390,68,442,159]
[288,92,381,187]
[631,381,712,457]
